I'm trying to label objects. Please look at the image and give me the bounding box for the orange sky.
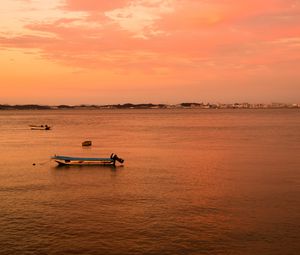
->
[1,0,300,104]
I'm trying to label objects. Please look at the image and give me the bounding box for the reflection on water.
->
[0,109,300,255]
[53,164,123,170]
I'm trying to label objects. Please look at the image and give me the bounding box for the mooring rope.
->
[32,158,51,166]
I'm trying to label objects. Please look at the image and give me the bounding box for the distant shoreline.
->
[1,102,299,110]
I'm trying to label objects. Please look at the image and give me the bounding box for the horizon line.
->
[1,101,300,106]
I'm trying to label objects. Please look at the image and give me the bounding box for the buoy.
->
[82,140,92,146]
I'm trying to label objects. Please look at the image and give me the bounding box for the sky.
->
[0,0,300,105]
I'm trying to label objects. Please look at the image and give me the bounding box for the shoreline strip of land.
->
[1,102,300,110]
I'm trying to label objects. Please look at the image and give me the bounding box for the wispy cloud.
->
[105,0,175,39]
[0,0,300,84]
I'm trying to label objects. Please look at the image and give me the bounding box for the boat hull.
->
[54,159,115,166]
[31,127,51,130]
[82,141,92,146]
[51,155,122,166]
[30,125,51,130]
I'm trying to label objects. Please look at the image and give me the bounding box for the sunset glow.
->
[1,0,300,104]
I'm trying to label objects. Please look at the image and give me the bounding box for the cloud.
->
[105,0,175,39]
[0,0,299,75]
[62,0,128,12]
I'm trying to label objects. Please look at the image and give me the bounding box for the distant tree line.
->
[0,104,51,110]
[109,103,167,109]
[1,102,299,110]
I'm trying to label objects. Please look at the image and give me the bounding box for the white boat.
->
[51,153,124,166]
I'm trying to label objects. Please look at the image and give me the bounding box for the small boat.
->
[82,140,92,146]
[30,125,51,130]
[51,153,124,166]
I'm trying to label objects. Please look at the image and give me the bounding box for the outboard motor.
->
[110,153,124,164]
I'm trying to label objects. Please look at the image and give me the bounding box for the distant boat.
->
[82,140,92,146]
[30,125,51,130]
[51,153,124,166]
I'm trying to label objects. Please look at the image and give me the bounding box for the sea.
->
[0,109,299,255]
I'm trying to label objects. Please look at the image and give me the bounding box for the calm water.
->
[0,109,299,255]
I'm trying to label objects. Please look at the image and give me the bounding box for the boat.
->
[51,153,124,166]
[82,140,92,146]
[30,125,51,130]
